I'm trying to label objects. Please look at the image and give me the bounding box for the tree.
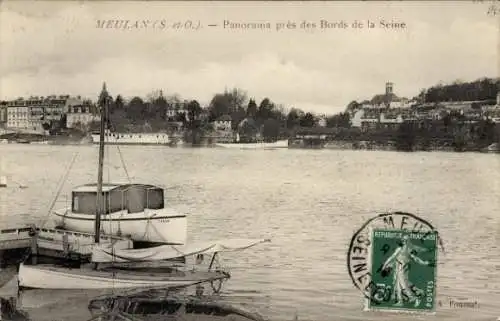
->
[299,112,316,127]
[326,112,351,128]
[262,119,280,142]
[187,100,202,122]
[238,119,259,143]
[257,98,275,121]
[230,108,247,130]
[345,101,360,113]
[395,122,416,151]
[286,108,302,129]
[423,77,499,103]
[209,88,247,120]
[246,99,258,117]
[209,94,231,120]
[175,112,187,123]
[126,97,147,122]
[452,124,469,152]
[473,119,496,147]
[144,90,168,121]
[226,88,247,112]
[186,100,202,130]
[115,95,125,110]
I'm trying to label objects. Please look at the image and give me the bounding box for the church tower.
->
[385,82,393,95]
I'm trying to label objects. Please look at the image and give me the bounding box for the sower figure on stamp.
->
[381,235,433,307]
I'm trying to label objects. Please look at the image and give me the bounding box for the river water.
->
[0,144,499,321]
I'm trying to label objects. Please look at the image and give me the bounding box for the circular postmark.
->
[347,211,445,308]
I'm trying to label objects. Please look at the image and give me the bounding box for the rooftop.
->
[72,183,163,193]
[216,115,232,121]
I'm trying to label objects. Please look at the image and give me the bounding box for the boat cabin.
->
[71,183,164,215]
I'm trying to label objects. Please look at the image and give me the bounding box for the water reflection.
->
[0,296,30,321]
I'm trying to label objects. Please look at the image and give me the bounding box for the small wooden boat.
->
[18,262,229,290]
[88,292,266,321]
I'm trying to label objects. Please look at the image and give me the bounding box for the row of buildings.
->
[2,82,499,138]
[0,95,100,134]
[349,82,500,132]
[0,93,244,143]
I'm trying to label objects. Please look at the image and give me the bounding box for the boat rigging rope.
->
[106,108,131,184]
[38,151,79,228]
[116,145,131,183]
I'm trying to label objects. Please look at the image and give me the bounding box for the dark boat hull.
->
[88,294,265,321]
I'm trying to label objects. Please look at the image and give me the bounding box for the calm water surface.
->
[0,145,499,321]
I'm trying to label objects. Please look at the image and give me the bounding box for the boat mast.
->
[95,82,108,244]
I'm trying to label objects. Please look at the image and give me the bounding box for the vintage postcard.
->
[0,1,499,321]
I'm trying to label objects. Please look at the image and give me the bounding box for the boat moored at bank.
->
[53,183,187,245]
[91,130,171,145]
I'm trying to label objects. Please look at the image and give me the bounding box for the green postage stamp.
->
[366,228,438,312]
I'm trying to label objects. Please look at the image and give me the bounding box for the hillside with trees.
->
[416,77,499,104]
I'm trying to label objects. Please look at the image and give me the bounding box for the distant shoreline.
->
[2,137,498,154]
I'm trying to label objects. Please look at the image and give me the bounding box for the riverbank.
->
[2,132,499,153]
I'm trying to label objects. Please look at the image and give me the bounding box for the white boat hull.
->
[18,263,228,290]
[53,207,187,245]
[91,133,170,145]
[216,140,289,149]
[36,228,133,256]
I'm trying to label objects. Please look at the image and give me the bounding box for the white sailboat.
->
[17,82,229,290]
[17,263,228,290]
[53,83,187,246]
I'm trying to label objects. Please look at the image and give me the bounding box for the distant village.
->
[1,78,499,151]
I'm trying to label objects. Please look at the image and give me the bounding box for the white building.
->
[351,109,404,130]
[316,114,327,127]
[212,114,232,131]
[6,95,83,133]
[66,103,100,130]
[7,105,30,131]
[166,101,188,120]
[389,97,413,109]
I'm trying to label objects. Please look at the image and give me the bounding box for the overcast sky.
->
[0,1,498,114]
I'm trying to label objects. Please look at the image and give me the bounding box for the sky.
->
[0,1,498,115]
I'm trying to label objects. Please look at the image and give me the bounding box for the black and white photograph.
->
[0,1,499,320]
